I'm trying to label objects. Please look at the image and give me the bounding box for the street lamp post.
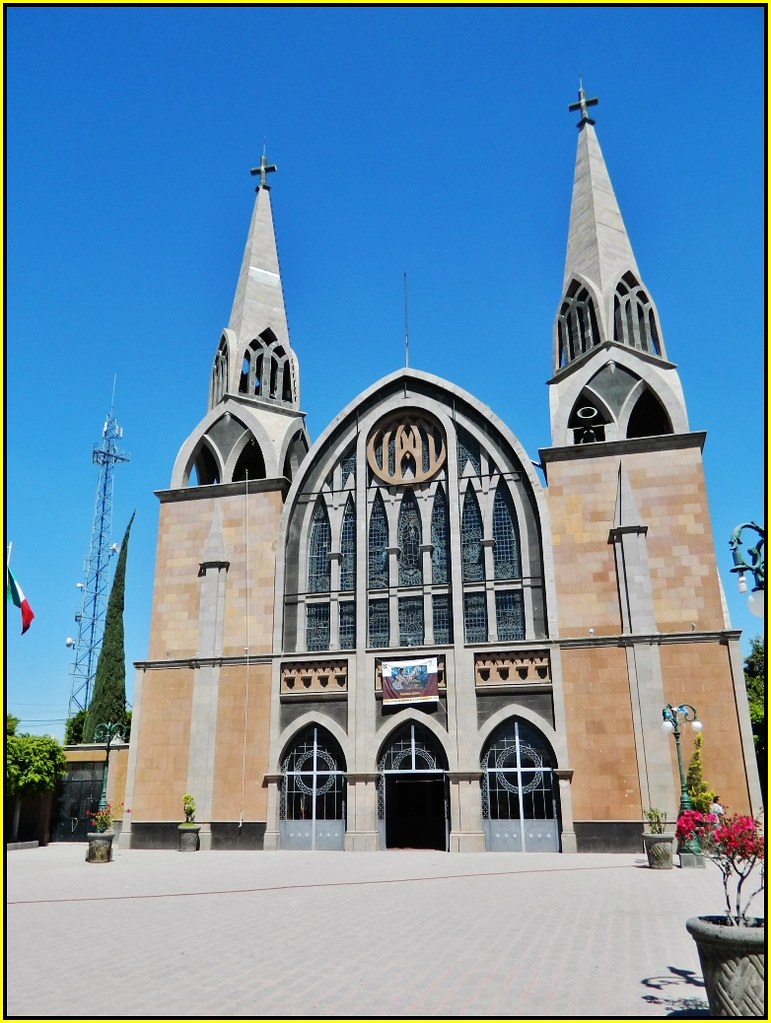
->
[94,720,124,812]
[661,703,704,866]
[729,521,765,619]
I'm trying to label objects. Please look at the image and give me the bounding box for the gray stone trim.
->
[156,477,290,504]
[539,430,706,467]
[548,340,677,385]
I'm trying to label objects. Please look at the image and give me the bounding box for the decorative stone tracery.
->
[475,652,551,687]
[366,411,446,485]
[281,662,348,695]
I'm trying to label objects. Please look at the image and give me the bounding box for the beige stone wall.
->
[129,668,194,819]
[560,646,642,820]
[149,488,284,661]
[659,641,753,816]
[547,443,725,636]
[211,662,272,821]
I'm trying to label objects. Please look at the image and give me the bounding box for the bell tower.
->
[540,84,762,845]
[122,153,310,849]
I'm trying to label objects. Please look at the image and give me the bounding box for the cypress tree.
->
[82,513,135,743]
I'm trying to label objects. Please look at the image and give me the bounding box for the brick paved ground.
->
[6,843,725,1018]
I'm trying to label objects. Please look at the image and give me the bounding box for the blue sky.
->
[6,6,765,739]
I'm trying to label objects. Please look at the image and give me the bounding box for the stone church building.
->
[120,92,761,853]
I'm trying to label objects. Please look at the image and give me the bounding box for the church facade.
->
[120,93,762,853]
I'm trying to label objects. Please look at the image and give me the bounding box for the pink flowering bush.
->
[676,809,765,925]
[86,801,121,833]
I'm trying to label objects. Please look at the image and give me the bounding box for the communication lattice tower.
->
[67,400,130,716]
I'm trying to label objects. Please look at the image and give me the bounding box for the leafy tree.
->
[6,733,68,842]
[686,732,715,813]
[82,513,134,743]
[6,734,67,798]
[64,709,88,745]
[744,635,765,798]
[7,713,21,735]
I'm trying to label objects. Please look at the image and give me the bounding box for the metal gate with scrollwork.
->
[52,761,105,842]
[481,719,560,852]
[279,725,346,850]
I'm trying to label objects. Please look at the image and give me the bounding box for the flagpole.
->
[7,541,12,569]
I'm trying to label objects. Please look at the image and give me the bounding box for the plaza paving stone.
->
[6,843,727,1018]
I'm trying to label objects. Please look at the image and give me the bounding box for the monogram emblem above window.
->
[366,412,446,485]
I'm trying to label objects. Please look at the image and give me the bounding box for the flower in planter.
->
[87,801,121,833]
[676,810,765,925]
[182,793,196,823]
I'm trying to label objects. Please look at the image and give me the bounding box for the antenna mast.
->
[67,390,130,716]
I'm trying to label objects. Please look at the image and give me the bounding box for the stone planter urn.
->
[642,832,675,869]
[178,824,201,851]
[686,915,765,1017]
[86,831,114,863]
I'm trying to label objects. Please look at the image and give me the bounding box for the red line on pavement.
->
[7,862,635,906]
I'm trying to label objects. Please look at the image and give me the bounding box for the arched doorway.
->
[480,718,561,851]
[377,722,449,850]
[279,725,346,850]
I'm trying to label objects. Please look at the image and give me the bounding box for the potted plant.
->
[677,809,765,1017]
[178,793,201,851]
[642,807,674,869]
[85,802,119,863]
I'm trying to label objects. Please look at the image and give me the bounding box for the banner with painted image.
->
[381,657,439,705]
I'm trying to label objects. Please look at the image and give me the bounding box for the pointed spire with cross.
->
[250,143,277,191]
[568,77,598,128]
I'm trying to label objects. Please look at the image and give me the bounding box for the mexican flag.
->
[7,567,35,634]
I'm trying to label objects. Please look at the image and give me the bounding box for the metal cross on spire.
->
[250,143,277,190]
[568,77,598,127]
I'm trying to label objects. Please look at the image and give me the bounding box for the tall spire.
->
[549,84,686,448]
[562,85,640,294]
[227,148,291,349]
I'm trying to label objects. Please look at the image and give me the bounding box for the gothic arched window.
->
[238,330,296,403]
[340,497,356,591]
[492,485,522,580]
[431,485,449,584]
[558,279,601,367]
[210,338,229,407]
[398,492,423,587]
[613,272,662,355]
[308,502,331,593]
[368,492,389,590]
[461,487,484,582]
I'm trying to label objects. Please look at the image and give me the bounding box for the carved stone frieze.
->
[281,662,348,695]
[475,652,551,687]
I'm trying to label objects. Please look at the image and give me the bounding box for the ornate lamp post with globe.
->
[85,720,124,863]
[662,703,704,867]
[729,521,765,619]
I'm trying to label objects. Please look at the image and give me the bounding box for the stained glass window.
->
[456,425,481,476]
[433,594,451,644]
[398,492,423,586]
[308,502,331,593]
[461,488,485,582]
[340,450,356,487]
[431,486,449,584]
[369,599,389,648]
[339,601,355,648]
[493,485,522,580]
[340,497,356,591]
[306,603,330,651]
[368,492,389,589]
[495,590,525,641]
[399,597,424,646]
[464,592,487,643]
